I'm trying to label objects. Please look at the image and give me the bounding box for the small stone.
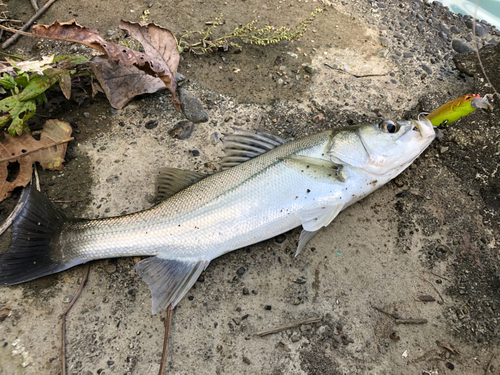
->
[403,52,414,58]
[277,78,284,85]
[440,146,449,154]
[450,26,461,34]
[378,37,391,47]
[191,150,200,157]
[304,65,318,74]
[63,295,73,303]
[417,24,425,33]
[243,287,249,295]
[145,120,158,129]
[451,40,474,53]
[242,356,251,365]
[107,360,114,366]
[275,234,286,244]
[291,333,301,342]
[421,64,433,74]
[264,305,272,310]
[105,264,117,274]
[473,24,487,37]
[210,132,220,145]
[168,120,194,140]
[251,290,258,295]
[236,267,246,277]
[106,30,116,37]
[178,88,209,123]
[83,112,91,119]
[300,324,312,332]
[175,72,186,85]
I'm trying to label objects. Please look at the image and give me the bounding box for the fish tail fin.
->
[135,256,209,314]
[0,185,83,286]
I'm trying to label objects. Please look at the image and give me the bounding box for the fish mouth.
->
[411,117,435,139]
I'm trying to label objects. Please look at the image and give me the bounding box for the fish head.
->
[328,117,435,177]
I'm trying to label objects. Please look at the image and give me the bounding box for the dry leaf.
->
[0,119,73,201]
[0,55,55,74]
[33,19,180,110]
[89,56,166,109]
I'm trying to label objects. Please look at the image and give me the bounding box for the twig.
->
[30,0,39,12]
[33,164,41,192]
[254,317,321,337]
[323,62,389,78]
[2,0,59,49]
[371,305,427,324]
[0,187,27,236]
[430,271,451,281]
[472,1,500,100]
[158,304,174,375]
[0,24,34,38]
[395,318,428,324]
[61,263,90,375]
[371,305,400,319]
[0,137,74,164]
[420,276,445,303]
[485,351,496,375]
[53,199,85,203]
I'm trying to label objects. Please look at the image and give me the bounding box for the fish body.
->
[0,118,435,313]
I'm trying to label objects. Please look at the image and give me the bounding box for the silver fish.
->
[0,118,435,313]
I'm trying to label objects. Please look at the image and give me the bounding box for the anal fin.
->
[135,256,209,314]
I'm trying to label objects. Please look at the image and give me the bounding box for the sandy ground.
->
[1,0,500,374]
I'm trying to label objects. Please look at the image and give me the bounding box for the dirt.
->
[1,0,500,374]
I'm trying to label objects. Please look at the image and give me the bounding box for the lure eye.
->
[379,120,399,133]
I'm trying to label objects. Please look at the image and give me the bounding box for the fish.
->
[426,93,493,127]
[0,117,435,314]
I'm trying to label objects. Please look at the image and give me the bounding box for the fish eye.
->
[379,120,399,133]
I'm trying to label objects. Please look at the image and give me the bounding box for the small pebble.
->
[83,112,91,119]
[242,287,249,295]
[145,120,158,129]
[63,295,73,303]
[191,150,200,157]
[264,305,272,310]
[236,267,246,277]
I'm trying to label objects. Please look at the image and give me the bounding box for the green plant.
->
[0,55,89,135]
[177,8,323,54]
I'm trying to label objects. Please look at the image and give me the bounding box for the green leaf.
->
[53,55,90,69]
[17,68,63,102]
[14,73,30,88]
[0,115,10,128]
[0,73,17,90]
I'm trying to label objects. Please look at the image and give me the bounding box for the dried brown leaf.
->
[89,56,166,110]
[32,19,180,110]
[0,120,73,202]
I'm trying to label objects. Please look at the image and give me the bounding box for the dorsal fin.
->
[156,167,207,200]
[221,128,291,170]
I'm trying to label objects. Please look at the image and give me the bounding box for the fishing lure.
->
[426,93,493,127]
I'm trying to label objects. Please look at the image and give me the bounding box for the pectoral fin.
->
[299,203,344,232]
[285,155,345,182]
[135,256,209,314]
